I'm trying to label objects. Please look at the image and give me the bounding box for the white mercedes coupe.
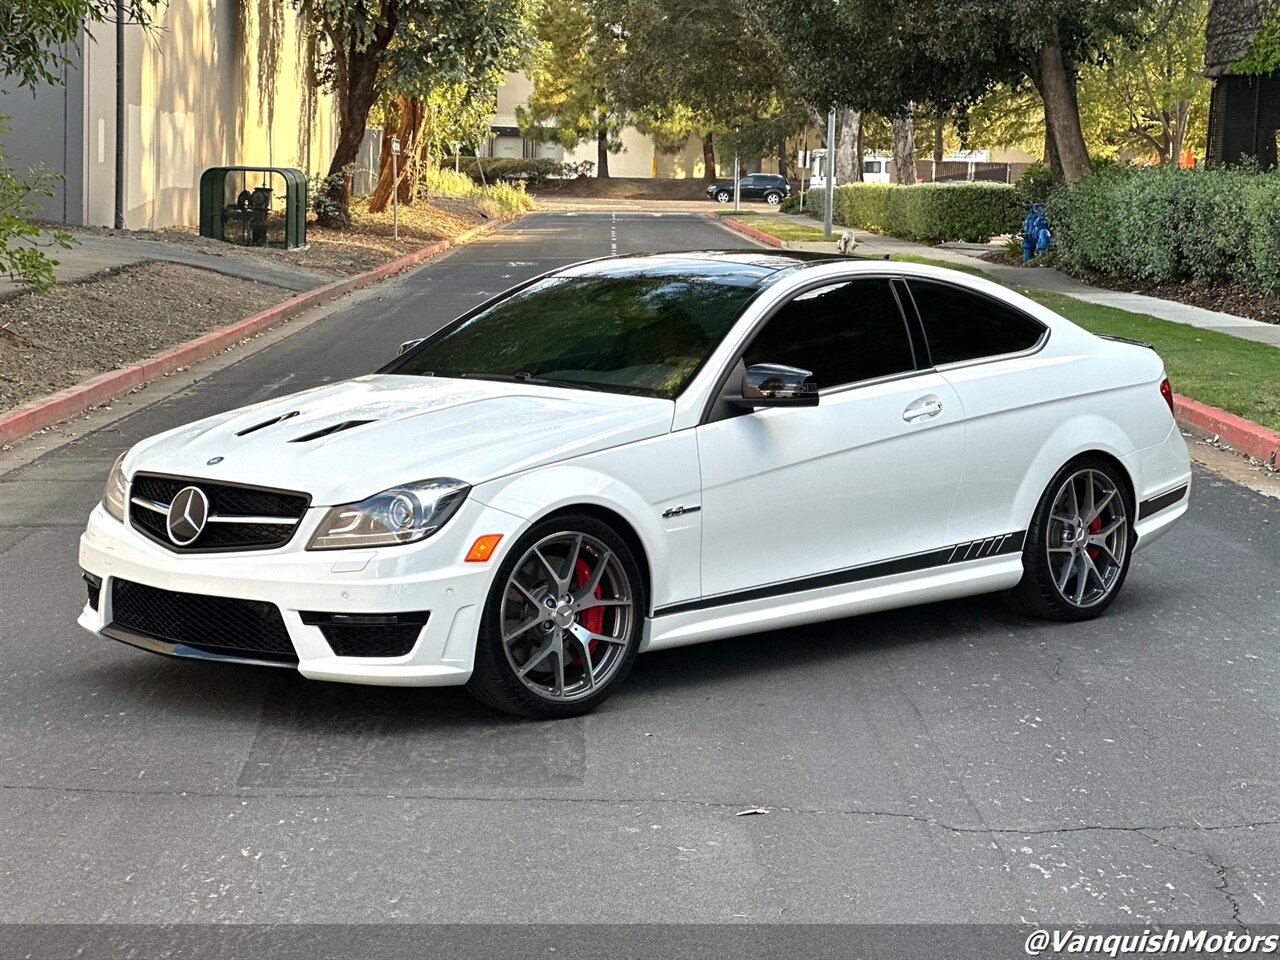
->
[79,252,1191,717]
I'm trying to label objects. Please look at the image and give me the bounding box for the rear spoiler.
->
[1099,334,1154,349]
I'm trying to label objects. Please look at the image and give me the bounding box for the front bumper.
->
[77,497,526,686]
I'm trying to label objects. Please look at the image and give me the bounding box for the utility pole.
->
[824,108,836,240]
[732,126,740,213]
[114,0,125,230]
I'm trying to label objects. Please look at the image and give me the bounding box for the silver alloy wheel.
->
[1046,468,1129,608]
[499,531,636,702]
[766,193,781,205]
[716,190,731,203]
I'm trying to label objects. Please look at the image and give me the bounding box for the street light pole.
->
[824,108,835,240]
[113,0,125,230]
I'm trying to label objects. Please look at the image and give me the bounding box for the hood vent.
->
[289,419,377,443]
[235,410,300,437]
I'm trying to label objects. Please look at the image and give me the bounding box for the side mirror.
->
[730,363,819,408]
[397,338,425,357]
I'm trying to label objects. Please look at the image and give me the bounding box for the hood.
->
[125,375,674,505]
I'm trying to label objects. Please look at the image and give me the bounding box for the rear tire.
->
[1004,456,1134,622]
[765,191,782,205]
[466,514,645,719]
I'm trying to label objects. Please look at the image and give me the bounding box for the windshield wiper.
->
[458,372,602,392]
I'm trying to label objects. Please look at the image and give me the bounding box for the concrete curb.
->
[0,215,517,446]
[715,215,786,248]
[1175,395,1280,466]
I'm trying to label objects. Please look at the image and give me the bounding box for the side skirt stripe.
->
[655,531,1026,618]
[1138,484,1190,520]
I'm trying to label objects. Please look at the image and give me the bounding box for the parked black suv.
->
[705,173,789,205]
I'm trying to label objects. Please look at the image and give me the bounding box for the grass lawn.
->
[723,213,827,242]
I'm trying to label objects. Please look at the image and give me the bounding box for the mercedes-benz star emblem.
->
[166,486,209,546]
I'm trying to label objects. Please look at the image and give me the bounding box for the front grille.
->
[300,611,429,658]
[129,473,310,552]
[110,578,297,663]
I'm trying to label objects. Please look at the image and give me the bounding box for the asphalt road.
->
[2,212,1279,956]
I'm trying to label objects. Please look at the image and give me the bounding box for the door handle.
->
[903,397,944,422]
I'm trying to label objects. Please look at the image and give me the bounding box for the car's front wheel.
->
[467,514,645,718]
[1005,457,1133,621]
[715,190,731,203]
[765,191,782,205]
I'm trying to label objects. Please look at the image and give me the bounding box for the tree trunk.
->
[835,108,860,184]
[1031,41,1091,184]
[1043,122,1065,184]
[702,132,717,178]
[318,2,400,228]
[891,109,917,185]
[932,117,944,180]
[777,140,788,180]
[597,126,610,178]
[368,94,426,214]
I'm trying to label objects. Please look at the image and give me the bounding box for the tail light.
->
[1159,377,1175,417]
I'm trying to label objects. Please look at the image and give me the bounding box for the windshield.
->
[393,270,763,399]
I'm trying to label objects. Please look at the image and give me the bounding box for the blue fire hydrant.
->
[1021,204,1051,261]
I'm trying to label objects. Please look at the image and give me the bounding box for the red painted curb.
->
[1174,394,1279,465]
[716,215,785,248]
[0,215,517,446]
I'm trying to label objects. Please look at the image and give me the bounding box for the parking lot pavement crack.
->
[1209,854,1248,932]
[4,781,1280,844]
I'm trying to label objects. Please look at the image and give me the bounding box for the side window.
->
[906,279,1045,365]
[863,160,882,174]
[743,279,915,389]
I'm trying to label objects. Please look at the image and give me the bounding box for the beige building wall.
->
[83,0,338,230]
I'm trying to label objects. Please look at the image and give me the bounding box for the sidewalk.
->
[0,231,333,298]
[774,213,1280,348]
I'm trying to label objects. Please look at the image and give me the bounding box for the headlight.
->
[103,453,128,522]
[307,479,470,550]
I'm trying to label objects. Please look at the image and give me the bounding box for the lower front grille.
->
[83,572,102,611]
[300,611,429,658]
[110,578,297,663]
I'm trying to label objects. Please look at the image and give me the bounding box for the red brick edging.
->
[1175,395,1280,466]
[0,215,517,446]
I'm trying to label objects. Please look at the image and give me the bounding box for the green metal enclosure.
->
[199,167,307,249]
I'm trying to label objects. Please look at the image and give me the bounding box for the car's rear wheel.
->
[467,514,645,718]
[1004,457,1133,621]
[715,190,731,203]
[765,191,782,205]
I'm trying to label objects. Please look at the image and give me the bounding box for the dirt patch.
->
[533,177,716,201]
[63,198,491,280]
[0,262,287,412]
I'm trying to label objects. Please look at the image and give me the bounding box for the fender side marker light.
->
[465,534,503,563]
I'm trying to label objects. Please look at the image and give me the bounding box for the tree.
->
[599,0,807,178]
[892,112,918,184]
[299,0,531,225]
[1,0,154,288]
[518,0,627,178]
[835,109,861,184]
[1078,0,1210,164]
[755,0,1156,184]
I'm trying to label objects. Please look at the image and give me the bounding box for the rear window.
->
[906,279,1045,365]
[394,273,762,399]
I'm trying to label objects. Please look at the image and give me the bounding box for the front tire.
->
[1004,457,1133,621]
[715,190,731,203]
[467,514,645,718]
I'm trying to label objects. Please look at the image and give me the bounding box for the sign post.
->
[390,136,401,242]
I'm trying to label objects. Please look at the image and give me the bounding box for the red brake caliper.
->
[569,557,603,664]
[1087,515,1102,560]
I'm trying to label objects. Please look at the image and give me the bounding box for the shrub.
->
[1015,162,1053,206]
[454,156,566,184]
[1048,165,1280,293]
[422,166,537,217]
[819,181,1021,244]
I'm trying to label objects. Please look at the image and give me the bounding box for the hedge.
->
[1048,165,1280,293]
[816,181,1022,244]
[451,157,594,184]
